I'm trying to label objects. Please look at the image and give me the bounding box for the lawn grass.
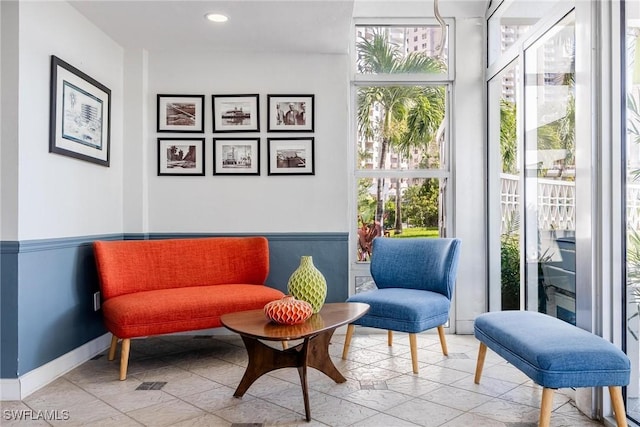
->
[389,227,439,238]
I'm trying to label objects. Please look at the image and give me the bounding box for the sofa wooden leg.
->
[474,342,487,384]
[342,324,354,360]
[388,330,393,347]
[409,333,419,374]
[539,387,554,427]
[119,338,130,381]
[437,325,448,356]
[108,335,118,361]
[609,386,628,427]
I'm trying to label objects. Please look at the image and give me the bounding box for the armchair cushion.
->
[347,288,450,333]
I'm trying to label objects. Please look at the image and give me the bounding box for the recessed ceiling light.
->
[205,13,228,23]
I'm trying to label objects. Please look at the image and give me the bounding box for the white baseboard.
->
[0,333,112,401]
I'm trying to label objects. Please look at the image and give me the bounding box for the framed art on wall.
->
[157,138,205,176]
[157,94,205,133]
[213,138,260,175]
[212,94,260,133]
[49,55,111,167]
[267,94,314,132]
[267,137,314,175]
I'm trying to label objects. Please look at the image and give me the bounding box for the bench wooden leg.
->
[388,330,393,347]
[437,325,448,356]
[474,342,487,384]
[539,387,554,427]
[341,324,355,360]
[609,386,628,427]
[119,338,130,381]
[108,334,118,361]
[409,333,419,374]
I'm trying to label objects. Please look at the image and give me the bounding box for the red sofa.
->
[93,236,285,380]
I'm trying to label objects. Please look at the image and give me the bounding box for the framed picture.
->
[49,55,111,166]
[267,137,314,175]
[212,94,260,133]
[157,138,205,176]
[213,138,260,175]
[267,94,314,132]
[157,94,205,133]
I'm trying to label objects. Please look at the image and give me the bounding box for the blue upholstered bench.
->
[474,311,630,427]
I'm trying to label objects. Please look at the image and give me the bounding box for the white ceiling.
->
[69,0,357,54]
[68,0,489,55]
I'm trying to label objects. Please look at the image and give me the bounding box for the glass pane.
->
[488,1,559,65]
[491,61,522,310]
[356,177,444,261]
[356,85,446,171]
[355,25,448,74]
[524,13,575,324]
[625,0,640,420]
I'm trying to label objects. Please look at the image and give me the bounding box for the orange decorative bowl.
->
[264,295,313,325]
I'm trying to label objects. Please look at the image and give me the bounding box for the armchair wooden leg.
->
[539,387,554,427]
[609,386,628,427]
[409,333,419,374]
[437,325,448,356]
[119,338,130,381]
[282,341,289,350]
[342,324,355,360]
[388,330,393,347]
[474,342,487,384]
[108,334,118,361]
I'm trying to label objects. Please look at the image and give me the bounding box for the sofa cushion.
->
[103,284,284,338]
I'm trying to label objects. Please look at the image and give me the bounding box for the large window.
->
[487,7,577,319]
[352,23,452,293]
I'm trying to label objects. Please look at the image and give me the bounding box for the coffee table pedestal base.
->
[233,329,345,422]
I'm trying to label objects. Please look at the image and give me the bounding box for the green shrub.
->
[501,234,520,310]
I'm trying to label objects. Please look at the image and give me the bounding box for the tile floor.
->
[1,330,607,426]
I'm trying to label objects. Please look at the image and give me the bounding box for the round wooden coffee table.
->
[220,302,369,422]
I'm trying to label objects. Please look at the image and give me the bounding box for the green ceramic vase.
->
[287,256,327,313]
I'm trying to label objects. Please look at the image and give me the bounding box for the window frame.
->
[349,18,456,297]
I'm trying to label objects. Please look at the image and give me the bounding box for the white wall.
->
[453,17,487,333]
[147,51,349,233]
[1,1,19,241]
[16,1,124,240]
[123,49,149,234]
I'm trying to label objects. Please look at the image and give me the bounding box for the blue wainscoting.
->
[0,232,348,379]
[1,241,19,378]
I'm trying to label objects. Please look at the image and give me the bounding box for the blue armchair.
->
[342,237,461,374]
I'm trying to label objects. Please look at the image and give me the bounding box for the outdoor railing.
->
[501,174,640,233]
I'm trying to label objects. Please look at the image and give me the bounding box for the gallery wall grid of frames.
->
[156,93,316,176]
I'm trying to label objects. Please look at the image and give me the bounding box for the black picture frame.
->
[49,55,111,167]
[213,138,260,175]
[267,94,314,132]
[212,94,260,133]
[157,94,205,133]
[157,138,205,176]
[267,137,315,175]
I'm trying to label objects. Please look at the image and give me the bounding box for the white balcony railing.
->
[500,174,640,233]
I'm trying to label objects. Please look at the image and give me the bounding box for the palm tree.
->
[357,30,445,235]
